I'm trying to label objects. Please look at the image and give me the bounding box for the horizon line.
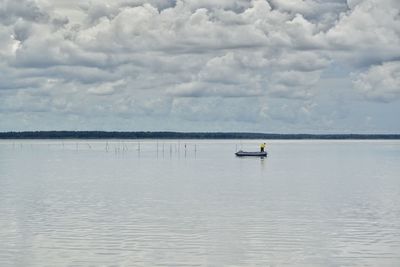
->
[0,131,399,140]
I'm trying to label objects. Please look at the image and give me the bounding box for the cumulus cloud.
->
[0,0,49,25]
[87,79,126,95]
[270,0,347,20]
[0,0,399,131]
[268,70,322,99]
[353,61,400,102]
[326,0,400,66]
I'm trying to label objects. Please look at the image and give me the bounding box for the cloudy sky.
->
[0,0,399,133]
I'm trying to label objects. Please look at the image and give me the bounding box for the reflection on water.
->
[1,140,400,266]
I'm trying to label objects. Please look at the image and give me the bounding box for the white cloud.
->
[87,79,126,95]
[268,70,322,99]
[353,61,400,102]
[0,0,49,25]
[326,0,400,66]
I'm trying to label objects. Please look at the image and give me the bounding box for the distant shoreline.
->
[0,131,399,140]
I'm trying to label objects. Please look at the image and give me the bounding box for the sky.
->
[0,0,399,133]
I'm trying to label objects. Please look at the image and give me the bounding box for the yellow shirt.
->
[260,143,266,149]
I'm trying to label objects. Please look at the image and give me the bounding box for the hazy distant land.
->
[0,131,399,140]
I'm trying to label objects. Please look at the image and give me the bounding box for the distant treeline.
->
[0,131,399,139]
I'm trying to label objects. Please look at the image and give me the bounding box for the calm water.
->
[0,140,400,266]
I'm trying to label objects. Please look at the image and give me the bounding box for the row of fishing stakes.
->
[8,141,197,157]
[102,141,197,157]
[156,142,197,158]
[114,141,197,157]
[156,141,197,158]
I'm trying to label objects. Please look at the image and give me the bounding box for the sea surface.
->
[0,140,400,266]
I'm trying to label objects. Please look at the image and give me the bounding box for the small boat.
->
[235,150,267,157]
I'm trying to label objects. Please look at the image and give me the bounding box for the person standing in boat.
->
[260,143,266,152]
